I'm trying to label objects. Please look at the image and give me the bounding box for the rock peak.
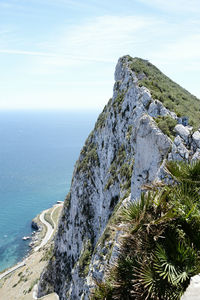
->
[37,55,200,300]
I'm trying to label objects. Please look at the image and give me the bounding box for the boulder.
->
[174,124,190,143]
[173,135,183,147]
[192,131,200,148]
[148,100,169,117]
[31,221,39,230]
[192,149,200,161]
[170,140,189,161]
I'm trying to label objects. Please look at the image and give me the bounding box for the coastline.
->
[0,202,63,300]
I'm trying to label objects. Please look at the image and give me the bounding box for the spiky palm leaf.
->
[166,160,200,185]
[121,192,153,229]
[92,160,200,300]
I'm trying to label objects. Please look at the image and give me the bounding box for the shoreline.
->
[0,202,63,280]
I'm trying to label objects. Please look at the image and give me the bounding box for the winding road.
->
[34,204,59,252]
[0,203,63,281]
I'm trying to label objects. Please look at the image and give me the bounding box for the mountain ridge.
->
[37,55,200,299]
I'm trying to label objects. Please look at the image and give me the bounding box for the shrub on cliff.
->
[92,160,200,300]
[128,57,200,128]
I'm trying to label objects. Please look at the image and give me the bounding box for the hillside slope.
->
[37,55,200,300]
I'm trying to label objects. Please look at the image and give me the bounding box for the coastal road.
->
[0,261,26,281]
[0,203,63,280]
[34,203,62,252]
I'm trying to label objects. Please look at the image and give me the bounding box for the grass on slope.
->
[128,56,200,129]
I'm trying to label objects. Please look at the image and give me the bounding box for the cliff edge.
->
[37,55,200,300]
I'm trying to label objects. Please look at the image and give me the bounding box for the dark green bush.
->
[92,160,200,300]
[155,115,177,138]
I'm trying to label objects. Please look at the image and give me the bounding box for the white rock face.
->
[174,124,190,143]
[132,115,171,200]
[37,56,199,300]
[192,131,200,148]
[148,99,174,118]
[181,275,200,300]
[192,149,200,161]
[170,140,189,161]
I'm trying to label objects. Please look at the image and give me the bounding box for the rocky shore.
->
[0,203,63,300]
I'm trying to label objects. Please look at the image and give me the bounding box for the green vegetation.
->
[105,145,127,190]
[52,205,62,226]
[120,162,133,182]
[104,177,114,190]
[77,143,99,173]
[105,145,134,193]
[28,278,39,293]
[44,210,54,229]
[113,92,125,113]
[128,57,200,128]
[79,240,92,277]
[95,196,124,254]
[92,160,200,300]
[64,192,71,209]
[40,244,54,262]
[94,98,112,130]
[155,115,177,139]
[120,160,134,193]
[126,125,133,142]
[12,273,28,288]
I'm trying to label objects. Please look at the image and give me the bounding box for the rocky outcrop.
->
[181,275,200,300]
[31,220,39,231]
[37,55,200,300]
[174,124,190,143]
[131,115,171,200]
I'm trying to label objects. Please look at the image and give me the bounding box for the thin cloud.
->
[151,34,200,63]
[137,0,200,13]
[0,49,56,57]
[0,49,114,63]
[34,15,159,72]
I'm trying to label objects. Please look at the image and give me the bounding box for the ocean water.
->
[0,110,99,272]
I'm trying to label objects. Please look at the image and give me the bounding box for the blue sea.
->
[0,110,99,272]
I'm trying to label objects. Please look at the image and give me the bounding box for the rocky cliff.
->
[37,55,200,300]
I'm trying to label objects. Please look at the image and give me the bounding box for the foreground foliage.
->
[92,160,200,300]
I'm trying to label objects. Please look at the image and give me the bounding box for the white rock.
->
[170,111,178,120]
[131,114,171,200]
[174,124,190,143]
[192,131,200,148]
[139,87,152,108]
[192,149,200,161]
[174,135,183,146]
[171,140,189,161]
[148,100,169,117]
[181,275,200,300]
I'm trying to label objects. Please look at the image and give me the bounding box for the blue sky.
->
[0,0,200,110]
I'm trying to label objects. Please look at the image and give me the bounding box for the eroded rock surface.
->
[37,56,200,300]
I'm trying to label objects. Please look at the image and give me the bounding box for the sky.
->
[0,0,200,110]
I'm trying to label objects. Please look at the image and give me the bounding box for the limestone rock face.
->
[174,124,190,143]
[148,99,176,119]
[192,130,200,148]
[181,275,200,300]
[131,115,171,200]
[192,149,200,161]
[37,56,200,300]
[170,139,189,161]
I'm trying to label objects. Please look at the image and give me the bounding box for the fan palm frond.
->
[121,192,152,225]
[166,160,200,186]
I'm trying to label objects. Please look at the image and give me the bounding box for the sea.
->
[0,110,99,272]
